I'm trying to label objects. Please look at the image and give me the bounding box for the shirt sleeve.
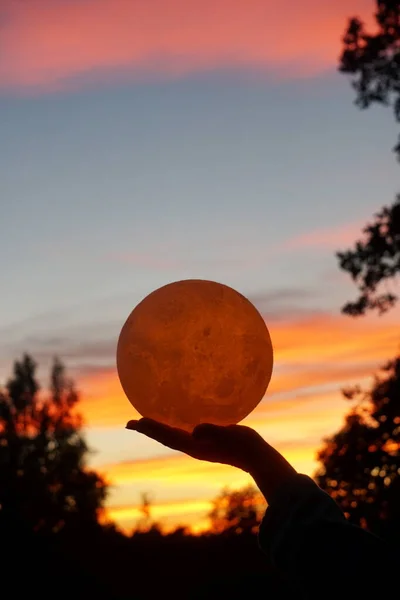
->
[258,473,393,599]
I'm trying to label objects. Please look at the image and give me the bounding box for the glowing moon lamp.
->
[117,279,273,432]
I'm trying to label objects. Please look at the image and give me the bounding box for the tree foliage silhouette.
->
[316,357,400,540]
[337,197,400,315]
[337,1,400,315]
[340,1,400,153]
[208,484,265,535]
[0,354,107,536]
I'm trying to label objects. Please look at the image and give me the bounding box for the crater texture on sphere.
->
[117,279,273,431]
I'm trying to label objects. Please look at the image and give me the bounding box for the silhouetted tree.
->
[315,357,400,541]
[0,354,107,537]
[208,484,265,534]
[340,1,400,156]
[135,491,153,531]
[337,197,400,315]
[337,1,400,315]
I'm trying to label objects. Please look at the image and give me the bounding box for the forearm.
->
[248,442,297,503]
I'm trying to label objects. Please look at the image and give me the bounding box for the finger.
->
[127,418,193,453]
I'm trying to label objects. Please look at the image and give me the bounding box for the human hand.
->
[126,418,297,502]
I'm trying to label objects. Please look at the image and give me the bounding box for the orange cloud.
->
[269,312,399,366]
[0,0,371,92]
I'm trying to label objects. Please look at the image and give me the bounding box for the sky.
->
[1,0,400,531]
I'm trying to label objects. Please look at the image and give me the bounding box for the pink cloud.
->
[0,0,371,93]
[282,221,364,251]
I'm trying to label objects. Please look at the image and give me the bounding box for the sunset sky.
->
[1,0,399,531]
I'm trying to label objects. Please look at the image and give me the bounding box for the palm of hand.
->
[126,418,264,472]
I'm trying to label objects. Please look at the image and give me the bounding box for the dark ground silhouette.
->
[1,351,400,599]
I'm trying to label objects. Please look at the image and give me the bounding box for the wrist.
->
[249,444,297,503]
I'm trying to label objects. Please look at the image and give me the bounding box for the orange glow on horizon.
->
[106,498,213,525]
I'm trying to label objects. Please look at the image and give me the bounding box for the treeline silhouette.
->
[1,351,399,598]
[0,354,288,599]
